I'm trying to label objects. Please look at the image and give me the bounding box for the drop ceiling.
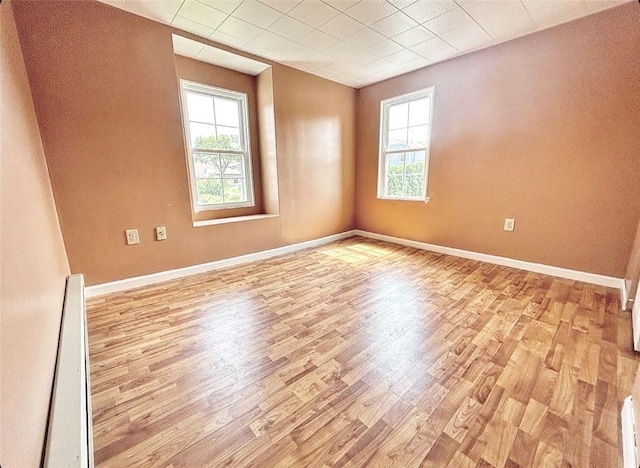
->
[98,0,630,88]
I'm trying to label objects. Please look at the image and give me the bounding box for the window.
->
[180,80,254,211]
[378,87,435,201]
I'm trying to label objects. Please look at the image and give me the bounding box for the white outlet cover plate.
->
[504,218,515,231]
[125,229,140,245]
[156,226,167,240]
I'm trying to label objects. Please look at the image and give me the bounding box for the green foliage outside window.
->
[387,162,424,198]
[193,135,246,205]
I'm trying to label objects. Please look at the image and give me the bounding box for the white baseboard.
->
[85,231,356,297]
[86,228,627,307]
[354,230,626,305]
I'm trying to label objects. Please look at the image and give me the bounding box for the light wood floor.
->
[88,237,639,467]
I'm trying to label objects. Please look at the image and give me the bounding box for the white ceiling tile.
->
[323,40,360,58]
[586,0,628,14]
[402,0,457,23]
[522,0,588,29]
[171,15,216,37]
[125,0,177,23]
[209,29,250,48]
[198,0,242,14]
[345,28,386,49]
[348,50,378,66]
[423,6,476,35]
[196,45,237,65]
[316,61,355,76]
[176,1,228,28]
[225,55,270,74]
[392,25,434,47]
[385,48,420,64]
[249,29,292,51]
[103,0,631,89]
[318,14,364,39]
[365,39,404,57]
[278,41,317,59]
[370,11,419,37]
[268,15,313,40]
[287,0,341,27]
[463,1,536,40]
[387,0,419,8]
[217,16,264,41]
[421,44,458,62]
[232,0,283,28]
[439,22,493,51]
[258,0,302,13]
[394,56,431,73]
[322,0,360,11]
[298,30,340,50]
[411,36,450,56]
[279,43,334,70]
[344,0,398,26]
[364,57,393,73]
[172,34,205,57]
[367,67,400,82]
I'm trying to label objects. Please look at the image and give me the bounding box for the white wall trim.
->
[354,230,626,302]
[85,231,356,297]
[86,229,627,306]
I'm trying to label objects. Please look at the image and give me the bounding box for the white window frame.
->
[377,86,435,201]
[180,80,254,212]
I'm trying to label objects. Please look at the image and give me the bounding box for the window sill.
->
[378,196,431,203]
[192,213,279,227]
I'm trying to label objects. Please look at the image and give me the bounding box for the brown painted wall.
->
[12,0,356,286]
[0,1,71,466]
[173,55,264,221]
[356,3,640,278]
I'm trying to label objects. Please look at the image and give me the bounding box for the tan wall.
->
[173,55,264,221]
[356,3,640,278]
[12,0,356,286]
[0,1,71,466]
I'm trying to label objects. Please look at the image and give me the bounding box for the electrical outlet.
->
[156,226,167,241]
[125,229,140,245]
[504,218,515,232]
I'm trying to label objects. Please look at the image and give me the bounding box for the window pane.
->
[214,98,240,128]
[386,152,404,169]
[190,123,217,148]
[196,178,223,205]
[218,154,244,178]
[193,153,220,177]
[388,102,408,130]
[387,129,408,150]
[408,98,430,127]
[386,175,403,197]
[223,178,246,203]
[216,126,241,150]
[403,174,424,197]
[405,151,425,176]
[408,125,429,148]
[186,92,214,124]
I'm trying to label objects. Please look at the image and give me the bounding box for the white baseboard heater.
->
[43,274,94,467]
[622,396,639,468]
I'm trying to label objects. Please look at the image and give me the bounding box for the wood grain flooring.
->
[87,237,639,467]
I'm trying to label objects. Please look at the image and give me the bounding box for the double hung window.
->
[180,80,253,211]
[378,87,435,201]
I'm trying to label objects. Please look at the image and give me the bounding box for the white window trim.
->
[180,79,255,212]
[377,86,435,202]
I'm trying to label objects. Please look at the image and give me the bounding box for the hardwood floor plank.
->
[88,237,640,467]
